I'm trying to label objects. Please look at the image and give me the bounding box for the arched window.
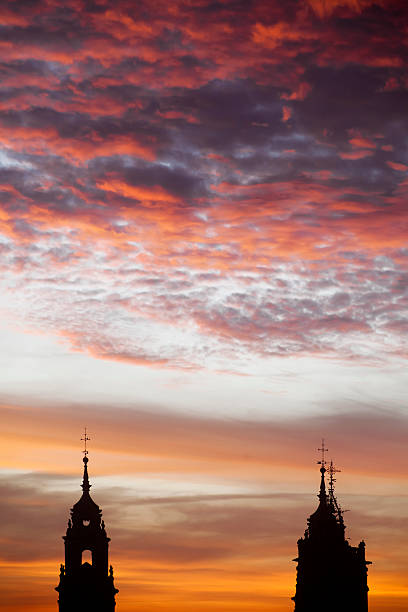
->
[82,549,92,565]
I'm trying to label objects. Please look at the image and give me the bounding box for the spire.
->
[317,439,328,505]
[81,428,91,494]
[328,461,341,505]
[307,441,347,543]
[82,456,91,493]
[318,465,327,503]
[327,460,344,527]
[70,428,100,524]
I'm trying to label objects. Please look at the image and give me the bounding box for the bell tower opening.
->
[82,549,92,565]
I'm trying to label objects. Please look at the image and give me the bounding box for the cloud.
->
[1,2,408,610]
[387,161,408,172]
[307,0,387,18]
[2,401,408,482]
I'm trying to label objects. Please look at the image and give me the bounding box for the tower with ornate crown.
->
[292,442,370,612]
[56,432,118,612]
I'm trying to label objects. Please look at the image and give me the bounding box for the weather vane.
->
[81,427,90,457]
[317,438,328,469]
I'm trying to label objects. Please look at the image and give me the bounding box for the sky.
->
[0,0,408,610]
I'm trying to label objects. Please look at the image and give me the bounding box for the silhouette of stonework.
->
[292,451,370,612]
[55,454,118,611]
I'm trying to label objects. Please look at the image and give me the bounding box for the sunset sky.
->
[1,0,408,610]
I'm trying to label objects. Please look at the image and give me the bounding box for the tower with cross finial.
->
[55,430,118,612]
[291,441,370,612]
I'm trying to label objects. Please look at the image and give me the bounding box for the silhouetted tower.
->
[292,440,370,612]
[56,430,118,611]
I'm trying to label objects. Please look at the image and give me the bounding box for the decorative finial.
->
[317,438,328,472]
[327,459,345,524]
[80,428,91,493]
[316,439,328,503]
[81,427,90,459]
[328,460,341,499]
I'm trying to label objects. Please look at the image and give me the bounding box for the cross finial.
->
[81,428,90,457]
[317,438,328,470]
[328,460,341,496]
